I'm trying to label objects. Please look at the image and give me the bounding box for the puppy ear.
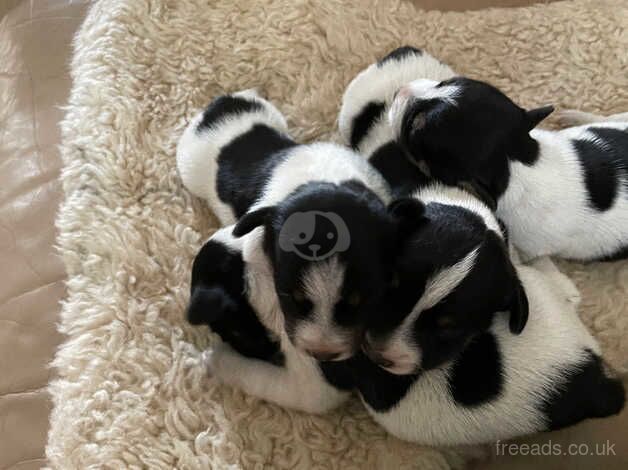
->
[507,277,529,334]
[187,285,237,325]
[233,206,275,237]
[388,197,427,238]
[526,105,554,130]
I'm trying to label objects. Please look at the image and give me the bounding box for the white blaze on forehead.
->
[388,78,461,139]
[301,256,346,323]
[375,246,480,371]
[293,257,355,355]
[414,246,480,314]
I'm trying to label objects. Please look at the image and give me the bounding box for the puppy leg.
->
[556,109,628,127]
[202,344,347,414]
[530,257,581,306]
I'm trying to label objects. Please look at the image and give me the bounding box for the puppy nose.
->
[308,243,321,252]
[362,340,397,368]
[307,349,342,362]
[396,86,412,100]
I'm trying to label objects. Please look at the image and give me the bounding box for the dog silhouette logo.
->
[278,211,351,261]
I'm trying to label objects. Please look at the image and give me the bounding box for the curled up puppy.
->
[338,46,455,197]
[350,186,625,445]
[389,76,628,261]
[187,226,351,414]
[177,90,421,362]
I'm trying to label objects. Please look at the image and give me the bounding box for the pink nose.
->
[396,86,412,99]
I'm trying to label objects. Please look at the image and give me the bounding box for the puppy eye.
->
[347,292,361,307]
[436,316,458,329]
[293,290,306,303]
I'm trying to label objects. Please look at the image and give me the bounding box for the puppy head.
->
[388,76,553,197]
[362,190,528,375]
[187,227,279,360]
[233,181,424,361]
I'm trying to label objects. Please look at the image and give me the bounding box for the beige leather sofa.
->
[1,1,625,469]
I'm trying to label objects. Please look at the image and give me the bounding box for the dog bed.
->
[48,0,628,468]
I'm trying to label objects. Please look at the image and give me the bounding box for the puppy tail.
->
[556,109,628,127]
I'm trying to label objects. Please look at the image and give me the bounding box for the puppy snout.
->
[362,340,391,367]
[396,86,412,100]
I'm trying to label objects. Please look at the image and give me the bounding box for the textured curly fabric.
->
[48,0,628,468]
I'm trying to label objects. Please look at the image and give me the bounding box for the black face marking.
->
[197,95,262,132]
[367,202,524,371]
[189,238,283,364]
[448,332,503,406]
[377,46,423,67]
[216,124,297,217]
[541,350,625,431]
[400,77,540,200]
[262,180,397,336]
[369,142,430,197]
[573,127,628,212]
[350,101,386,149]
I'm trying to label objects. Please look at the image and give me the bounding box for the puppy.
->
[338,46,455,197]
[353,188,625,445]
[190,226,351,414]
[177,90,419,361]
[187,226,282,363]
[388,76,628,261]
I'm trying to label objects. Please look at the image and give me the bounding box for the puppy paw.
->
[201,348,218,377]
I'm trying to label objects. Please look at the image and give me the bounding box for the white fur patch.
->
[250,142,391,210]
[388,79,461,140]
[338,50,455,157]
[499,122,628,260]
[176,93,288,225]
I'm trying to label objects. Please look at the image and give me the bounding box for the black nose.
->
[308,350,341,362]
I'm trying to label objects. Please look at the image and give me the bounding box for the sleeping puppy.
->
[190,226,351,413]
[388,76,628,261]
[338,46,455,197]
[352,186,625,445]
[177,90,417,361]
[187,226,282,363]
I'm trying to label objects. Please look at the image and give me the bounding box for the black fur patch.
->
[541,350,625,431]
[448,332,503,406]
[217,124,296,217]
[189,238,283,365]
[377,46,423,66]
[399,77,534,200]
[319,354,417,411]
[198,95,262,132]
[370,142,430,197]
[265,180,398,336]
[367,202,524,371]
[350,101,386,149]
[573,127,628,212]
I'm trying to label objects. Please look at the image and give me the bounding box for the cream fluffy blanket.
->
[48,0,628,468]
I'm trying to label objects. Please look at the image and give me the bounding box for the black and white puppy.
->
[354,252,625,445]
[177,90,415,361]
[338,46,455,197]
[187,226,282,363]
[389,77,628,261]
[190,226,351,413]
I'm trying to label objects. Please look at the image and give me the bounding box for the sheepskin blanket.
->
[48,0,628,468]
